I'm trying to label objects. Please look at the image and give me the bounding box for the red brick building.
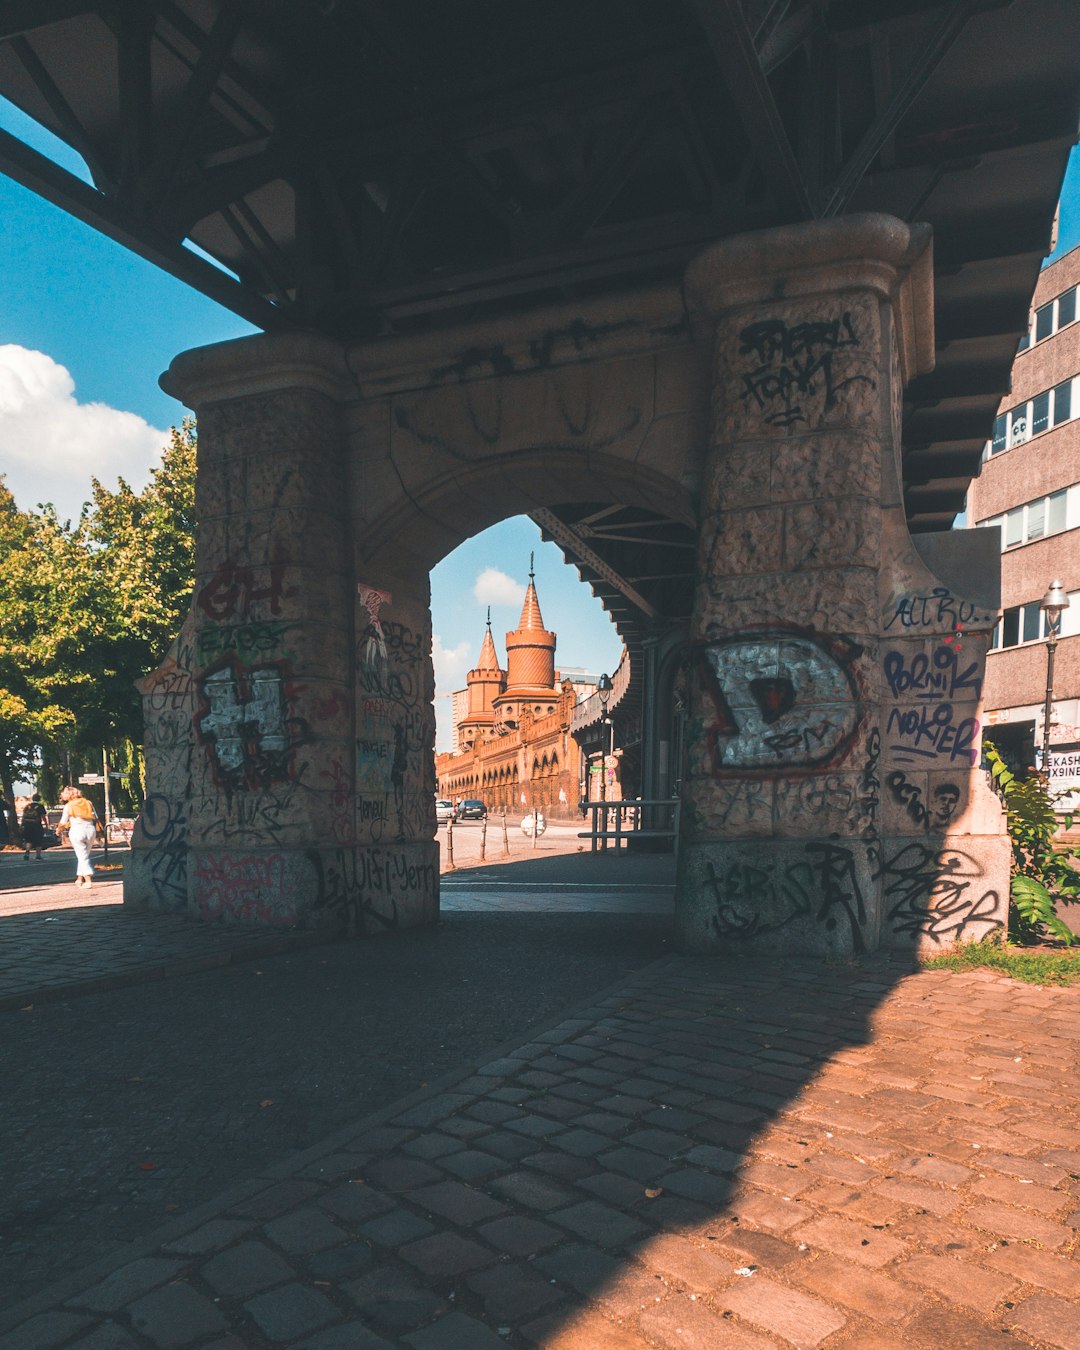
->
[436,574,585,817]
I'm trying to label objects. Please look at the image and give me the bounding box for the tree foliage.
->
[0,421,195,813]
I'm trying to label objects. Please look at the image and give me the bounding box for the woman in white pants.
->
[59,789,102,888]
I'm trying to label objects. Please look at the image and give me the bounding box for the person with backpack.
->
[59,788,102,888]
[21,793,48,861]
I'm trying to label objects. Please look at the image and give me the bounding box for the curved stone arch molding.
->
[355,445,697,571]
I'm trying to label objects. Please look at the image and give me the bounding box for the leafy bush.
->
[984,740,1080,944]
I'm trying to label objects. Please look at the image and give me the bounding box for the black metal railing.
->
[577,798,681,853]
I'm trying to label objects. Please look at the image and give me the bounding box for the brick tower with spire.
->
[492,554,561,730]
[457,608,506,749]
[439,558,583,818]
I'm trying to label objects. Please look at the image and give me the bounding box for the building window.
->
[986,375,1078,456]
[1054,379,1072,425]
[978,486,1078,549]
[1032,389,1050,435]
[1036,302,1054,341]
[1024,285,1078,348]
[991,592,1080,650]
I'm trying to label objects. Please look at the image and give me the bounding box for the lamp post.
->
[597,672,613,849]
[1040,579,1070,778]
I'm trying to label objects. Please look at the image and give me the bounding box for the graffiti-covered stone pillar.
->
[130,332,438,932]
[677,213,1007,956]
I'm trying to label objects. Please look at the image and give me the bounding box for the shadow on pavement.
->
[0,905,947,1346]
[0,910,674,1314]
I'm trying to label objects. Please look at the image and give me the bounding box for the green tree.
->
[80,420,197,751]
[76,419,197,805]
[0,483,78,813]
[0,422,196,815]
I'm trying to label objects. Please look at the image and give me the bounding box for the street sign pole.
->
[102,746,110,857]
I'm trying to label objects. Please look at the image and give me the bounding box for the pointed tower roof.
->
[518,581,545,631]
[517,552,545,631]
[476,608,500,671]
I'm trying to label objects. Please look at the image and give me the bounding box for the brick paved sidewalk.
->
[0,880,326,1010]
[0,851,674,1010]
[4,954,1079,1349]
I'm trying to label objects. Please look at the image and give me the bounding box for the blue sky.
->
[0,98,1076,748]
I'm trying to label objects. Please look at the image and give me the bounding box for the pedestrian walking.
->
[59,788,102,888]
[20,793,48,861]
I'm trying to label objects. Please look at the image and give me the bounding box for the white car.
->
[435,799,457,824]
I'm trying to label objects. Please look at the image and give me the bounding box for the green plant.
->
[924,937,1080,984]
[983,740,1080,944]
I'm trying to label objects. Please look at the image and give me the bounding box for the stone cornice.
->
[343,285,694,399]
[160,331,353,409]
[684,213,935,384]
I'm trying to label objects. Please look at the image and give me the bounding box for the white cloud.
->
[0,345,169,522]
[473,567,525,607]
[432,633,472,689]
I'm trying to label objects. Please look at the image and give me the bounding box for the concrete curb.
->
[0,951,681,1336]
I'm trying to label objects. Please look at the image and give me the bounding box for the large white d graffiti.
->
[701,633,861,773]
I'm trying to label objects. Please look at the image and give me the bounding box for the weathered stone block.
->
[703,506,784,579]
[680,777,776,840]
[784,499,880,572]
[185,841,439,933]
[774,771,878,839]
[699,568,879,633]
[876,832,1008,951]
[676,836,880,956]
[195,448,347,522]
[192,557,351,632]
[704,445,772,512]
[710,293,884,444]
[125,844,188,913]
[770,433,882,505]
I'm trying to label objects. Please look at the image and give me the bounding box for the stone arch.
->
[129,218,1008,955]
[357,447,697,578]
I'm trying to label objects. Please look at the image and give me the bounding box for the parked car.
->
[435,799,458,824]
[458,799,487,820]
[44,807,65,848]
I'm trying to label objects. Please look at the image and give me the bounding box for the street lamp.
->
[597,672,613,850]
[1040,579,1070,776]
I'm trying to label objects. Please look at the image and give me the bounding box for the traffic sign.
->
[79,774,105,784]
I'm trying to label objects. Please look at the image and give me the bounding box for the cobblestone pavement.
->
[5,946,1080,1349]
[0,907,672,1316]
[0,872,327,1010]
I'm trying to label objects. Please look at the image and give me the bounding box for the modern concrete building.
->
[968,246,1080,808]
